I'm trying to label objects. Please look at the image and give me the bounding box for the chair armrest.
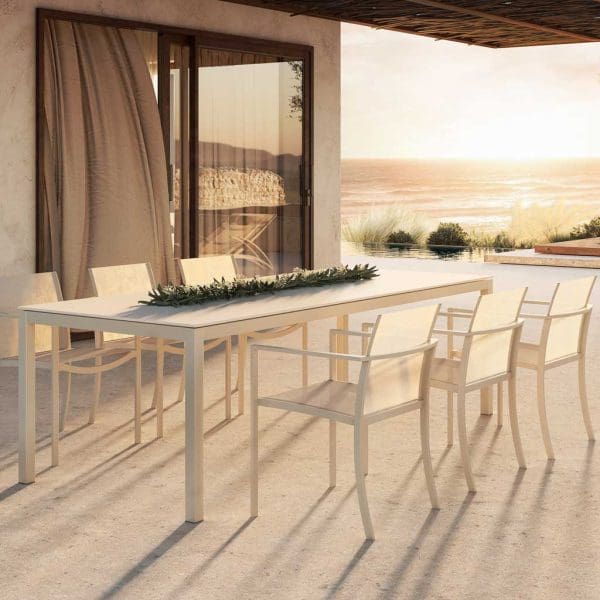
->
[251,343,367,362]
[521,307,590,321]
[433,328,470,337]
[330,328,371,338]
[435,320,524,338]
[439,310,473,319]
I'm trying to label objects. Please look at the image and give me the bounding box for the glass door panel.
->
[169,42,191,259]
[195,46,306,276]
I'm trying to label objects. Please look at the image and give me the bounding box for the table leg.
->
[155,338,164,439]
[51,327,60,467]
[185,330,204,523]
[480,281,494,415]
[336,315,349,382]
[19,315,36,483]
[134,336,142,444]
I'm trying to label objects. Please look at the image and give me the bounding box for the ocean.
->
[341,158,600,231]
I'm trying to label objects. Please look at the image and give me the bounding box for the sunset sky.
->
[341,24,600,160]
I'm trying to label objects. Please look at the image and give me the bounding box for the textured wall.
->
[0,0,340,274]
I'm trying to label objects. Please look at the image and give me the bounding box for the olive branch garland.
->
[140,264,379,307]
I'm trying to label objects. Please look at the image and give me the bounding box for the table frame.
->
[18,274,492,522]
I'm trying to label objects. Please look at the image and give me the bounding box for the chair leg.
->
[329,420,337,488]
[420,396,440,509]
[354,422,375,540]
[88,357,102,424]
[134,336,142,444]
[177,360,185,404]
[155,339,164,439]
[457,391,476,492]
[578,358,595,441]
[536,370,555,460]
[497,382,504,428]
[508,375,526,469]
[238,334,247,416]
[446,391,453,447]
[250,352,259,518]
[225,338,232,421]
[362,425,369,476]
[150,379,158,410]
[60,372,72,433]
[51,328,60,467]
[301,323,308,388]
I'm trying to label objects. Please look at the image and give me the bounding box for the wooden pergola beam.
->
[403,0,600,43]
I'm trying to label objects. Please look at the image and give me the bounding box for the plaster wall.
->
[0,0,340,274]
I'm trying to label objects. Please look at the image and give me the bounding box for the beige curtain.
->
[41,20,175,299]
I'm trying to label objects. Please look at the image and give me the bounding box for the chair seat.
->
[516,342,540,369]
[259,380,358,424]
[430,357,460,388]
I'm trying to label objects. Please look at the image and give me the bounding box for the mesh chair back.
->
[178,255,237,286]
[360,304,439,416]
[0,272,62,358]
[546,276,595,362]
[465,287,526,384]
[89,263,155,342]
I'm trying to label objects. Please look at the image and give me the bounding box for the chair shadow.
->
[323,539,374,600]
[98,521,200,599]
[378,509,440,600]
[166,518,256,599]
[0,483,28,502]
[395,494,474,600]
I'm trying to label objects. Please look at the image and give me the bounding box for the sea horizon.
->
[341,157,600,231]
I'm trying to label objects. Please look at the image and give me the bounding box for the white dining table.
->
[18,268,492,522]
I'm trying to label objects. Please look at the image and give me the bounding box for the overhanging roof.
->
[222,0,600,48]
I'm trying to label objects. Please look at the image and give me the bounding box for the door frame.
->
[36,7,314,270]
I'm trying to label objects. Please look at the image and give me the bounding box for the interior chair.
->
[429,288,527,492]
[249,304,441,540]
[516,276,596,459]
[178,254,308,415]
[0,272,139,466]
[88,262,232,436]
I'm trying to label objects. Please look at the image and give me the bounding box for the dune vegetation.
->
[342,202,599,250]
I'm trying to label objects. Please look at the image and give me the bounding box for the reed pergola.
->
[223,0,600,48]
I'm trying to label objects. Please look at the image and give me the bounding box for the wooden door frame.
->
[36,7,314,270]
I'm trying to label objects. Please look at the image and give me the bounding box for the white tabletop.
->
[20,269,491,331]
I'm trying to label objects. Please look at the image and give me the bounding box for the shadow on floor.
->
[98,521,200,599]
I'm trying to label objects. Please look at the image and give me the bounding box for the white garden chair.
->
[429,288,527,492]
[178,255,308,415]
[250,304,440,540]
[89,263,232,435]
[0,272,139,466]
[516,276,596,459]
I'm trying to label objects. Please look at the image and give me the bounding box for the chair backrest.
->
[0,272,62,359]
[358,304,440,417]
[89,263,155,296]
[545,276,596,362]
[178,255,237,286]
[89,263,155,343]
[463,287,526,385]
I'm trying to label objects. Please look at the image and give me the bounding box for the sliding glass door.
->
[159,33,311,275]
[195,44,309,275]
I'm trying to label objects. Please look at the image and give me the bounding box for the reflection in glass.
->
[197,50,305,276]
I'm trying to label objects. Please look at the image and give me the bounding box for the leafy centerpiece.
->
[141,264,379,307]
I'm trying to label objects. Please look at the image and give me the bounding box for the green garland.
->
[141,264,379,307]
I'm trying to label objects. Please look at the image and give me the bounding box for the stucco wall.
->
[0,0,340,275]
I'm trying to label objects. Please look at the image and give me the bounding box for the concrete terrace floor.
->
[1,257,600,600]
